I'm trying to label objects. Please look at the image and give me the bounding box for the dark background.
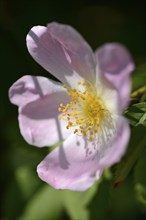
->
[1,0,146,219]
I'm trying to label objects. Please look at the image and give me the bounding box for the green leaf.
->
[2,166,41,220]
[114,126,146,185]
[132,64,146,91]
[4,120,48,169]
[88,176,112,220]
[2,179,25,220]
[15,166,40,200]
[62,181,100,220]
[134,149,146,208]
[111,177,142,219]
[125,102,146,127]
[19,186,63,220]
[135,184,146,208]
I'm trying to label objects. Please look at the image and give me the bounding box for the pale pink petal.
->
[9,75,64,107]
[95,43,135,109]
[26,23,96,88]
[9,76,72,147]
[47,22,96,82]
[37,116,129,191]
[37,133,103,191]
[98,117,130,168]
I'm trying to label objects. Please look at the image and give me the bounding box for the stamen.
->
[58,80,111,141]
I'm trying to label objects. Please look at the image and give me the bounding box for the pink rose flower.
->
[9,22,134,191]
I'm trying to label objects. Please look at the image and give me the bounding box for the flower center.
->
[58,80,111,141]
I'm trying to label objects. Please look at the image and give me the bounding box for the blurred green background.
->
[1,0,146,219]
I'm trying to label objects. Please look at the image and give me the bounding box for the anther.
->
[74,129,78,134]
[58,80,107,141]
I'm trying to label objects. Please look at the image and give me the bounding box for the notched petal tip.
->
[8,75,39,107]
[8,75,72,147]
[95,43,135,110]
[96,43,135,75]
[26,23,96,87]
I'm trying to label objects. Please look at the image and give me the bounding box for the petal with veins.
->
[37,117,129,191]
[37,133,103,191]
[9,76,72,147]
[95,43,134,109]
[98,117,130,168]
[26,23,96,88]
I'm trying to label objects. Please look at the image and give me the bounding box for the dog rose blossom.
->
[9,22,134,191]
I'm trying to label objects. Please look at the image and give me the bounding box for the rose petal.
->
[95,43,135,109]
[37,133,103,191]
[9,76,72,147]
[26,23,96,88]
[9,75,64,106]
[37,116,129,191]
[47,22,96,81]
[98,117,130,168]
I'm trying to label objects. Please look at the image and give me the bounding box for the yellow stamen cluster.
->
[58,80,108,141]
